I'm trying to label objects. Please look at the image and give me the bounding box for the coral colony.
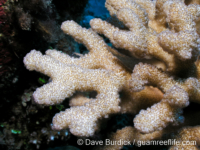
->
[24,0,200,149]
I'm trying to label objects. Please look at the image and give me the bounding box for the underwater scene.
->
[1,0,200,150]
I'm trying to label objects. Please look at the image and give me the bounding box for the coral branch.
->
[23,0,200,147]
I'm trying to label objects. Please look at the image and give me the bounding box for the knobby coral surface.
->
[23,0,200,149]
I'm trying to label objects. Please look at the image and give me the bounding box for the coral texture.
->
[24,0,200,149]
[170,126,200,150]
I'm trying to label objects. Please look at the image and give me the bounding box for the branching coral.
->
[23,0,200,149]
[91,0,200,74]
[23,21,131,136]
